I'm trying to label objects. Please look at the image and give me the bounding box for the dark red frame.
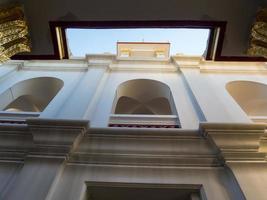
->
[11,20,267,62]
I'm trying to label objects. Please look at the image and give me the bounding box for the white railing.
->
[109,114,180,128]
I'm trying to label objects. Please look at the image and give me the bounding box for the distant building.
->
[0,42,267,200]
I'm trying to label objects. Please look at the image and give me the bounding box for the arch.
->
[226,80,267,116]
[113,79,176,115]
[0,77,64,112]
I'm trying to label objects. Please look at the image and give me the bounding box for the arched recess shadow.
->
[226,80,267,116]
[0,77,64,112]
[113,79,177,115]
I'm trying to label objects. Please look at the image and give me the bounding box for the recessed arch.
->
[113,79,177,115]
[226,80,267,116]
[0,77,64,112]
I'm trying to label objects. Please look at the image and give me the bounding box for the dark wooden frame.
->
[11,20,267,61]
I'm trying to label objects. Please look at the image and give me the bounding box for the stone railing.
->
[109,114,180,128]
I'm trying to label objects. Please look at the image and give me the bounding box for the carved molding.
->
[0,123,31,162]
[68,127,221,167]
[200,122,267,163]
[27,118,89,157]
[0,118,89,161]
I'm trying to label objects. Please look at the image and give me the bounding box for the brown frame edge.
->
[11,20,267,62]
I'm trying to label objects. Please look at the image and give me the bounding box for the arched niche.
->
[113,79,177,115]
[226,80,267,116]
[0,77,64,112]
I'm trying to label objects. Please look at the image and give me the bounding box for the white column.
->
[181,68,251,123]
[5,157,64,200]
[55,66,109,119]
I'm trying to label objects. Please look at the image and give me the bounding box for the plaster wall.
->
[1,59,266,200]
[90,70,200,129]
[56,66,109,119]
[181,68,267,123]
[228,163,267,200]
[1,60,267,127]
[0,64,85,118]
[4,158,64,200]
[0,162,22,199]
[47,164,245,200]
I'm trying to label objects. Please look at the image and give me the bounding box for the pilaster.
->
[200,122,267,200]
[200,123,267,162]
[0,118,89,200]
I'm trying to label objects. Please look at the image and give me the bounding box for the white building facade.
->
[0,42,267,200]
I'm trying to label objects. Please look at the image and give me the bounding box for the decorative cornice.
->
[172,55,202,68]
[67,127,221,167]
[0,123,32,162]
[199,61,267,73]
[2,120,266,167]
[69,152,220,167]
[27,118,89,158]
[200,122,267,163]
[0,118,90,161]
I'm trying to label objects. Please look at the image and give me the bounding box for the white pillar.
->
[55,66,109,119]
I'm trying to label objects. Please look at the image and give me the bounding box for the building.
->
[0,41,266,200]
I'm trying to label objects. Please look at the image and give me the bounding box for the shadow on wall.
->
[0,77,64,112]
[113,79,177,115]
[226,80,267,116]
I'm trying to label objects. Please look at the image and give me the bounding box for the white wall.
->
[181,67,267,123]
[0,64,85,118]
[1,59,267,128]
[48,164,244,200]
[90,70,200,129]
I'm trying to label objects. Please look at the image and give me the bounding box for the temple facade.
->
[0,42,267,200]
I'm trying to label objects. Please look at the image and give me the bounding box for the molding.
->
[22,59,88,71]
[27,118,89,157]
[86,54,115,68]
[109,63,177,72]
[109,114,179,126]
[200,123,267,163]
[68,127,222,167]
[250,116,267,123]
[0,123,31,162]
[172,56,202,68]
[173,57,267,73]
[0,111,40,121]
[0,118,89,161]
[2,119,266,167]
[199,61,267,73]
[69,152,220,167]
[87,127,200,138]
[85,182,205,200]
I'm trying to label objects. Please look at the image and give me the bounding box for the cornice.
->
[200,122,267,163]
[67,127,222,167]
[6,59,88,72]
[0,119,89,161]
[27,118,89,158]
[69,152,220,167]
[0,123,32,162]
[199,61,267,73]
[1,120,266,167]
[172,56,267,74]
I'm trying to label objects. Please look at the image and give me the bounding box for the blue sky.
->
[66,28,210,57]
